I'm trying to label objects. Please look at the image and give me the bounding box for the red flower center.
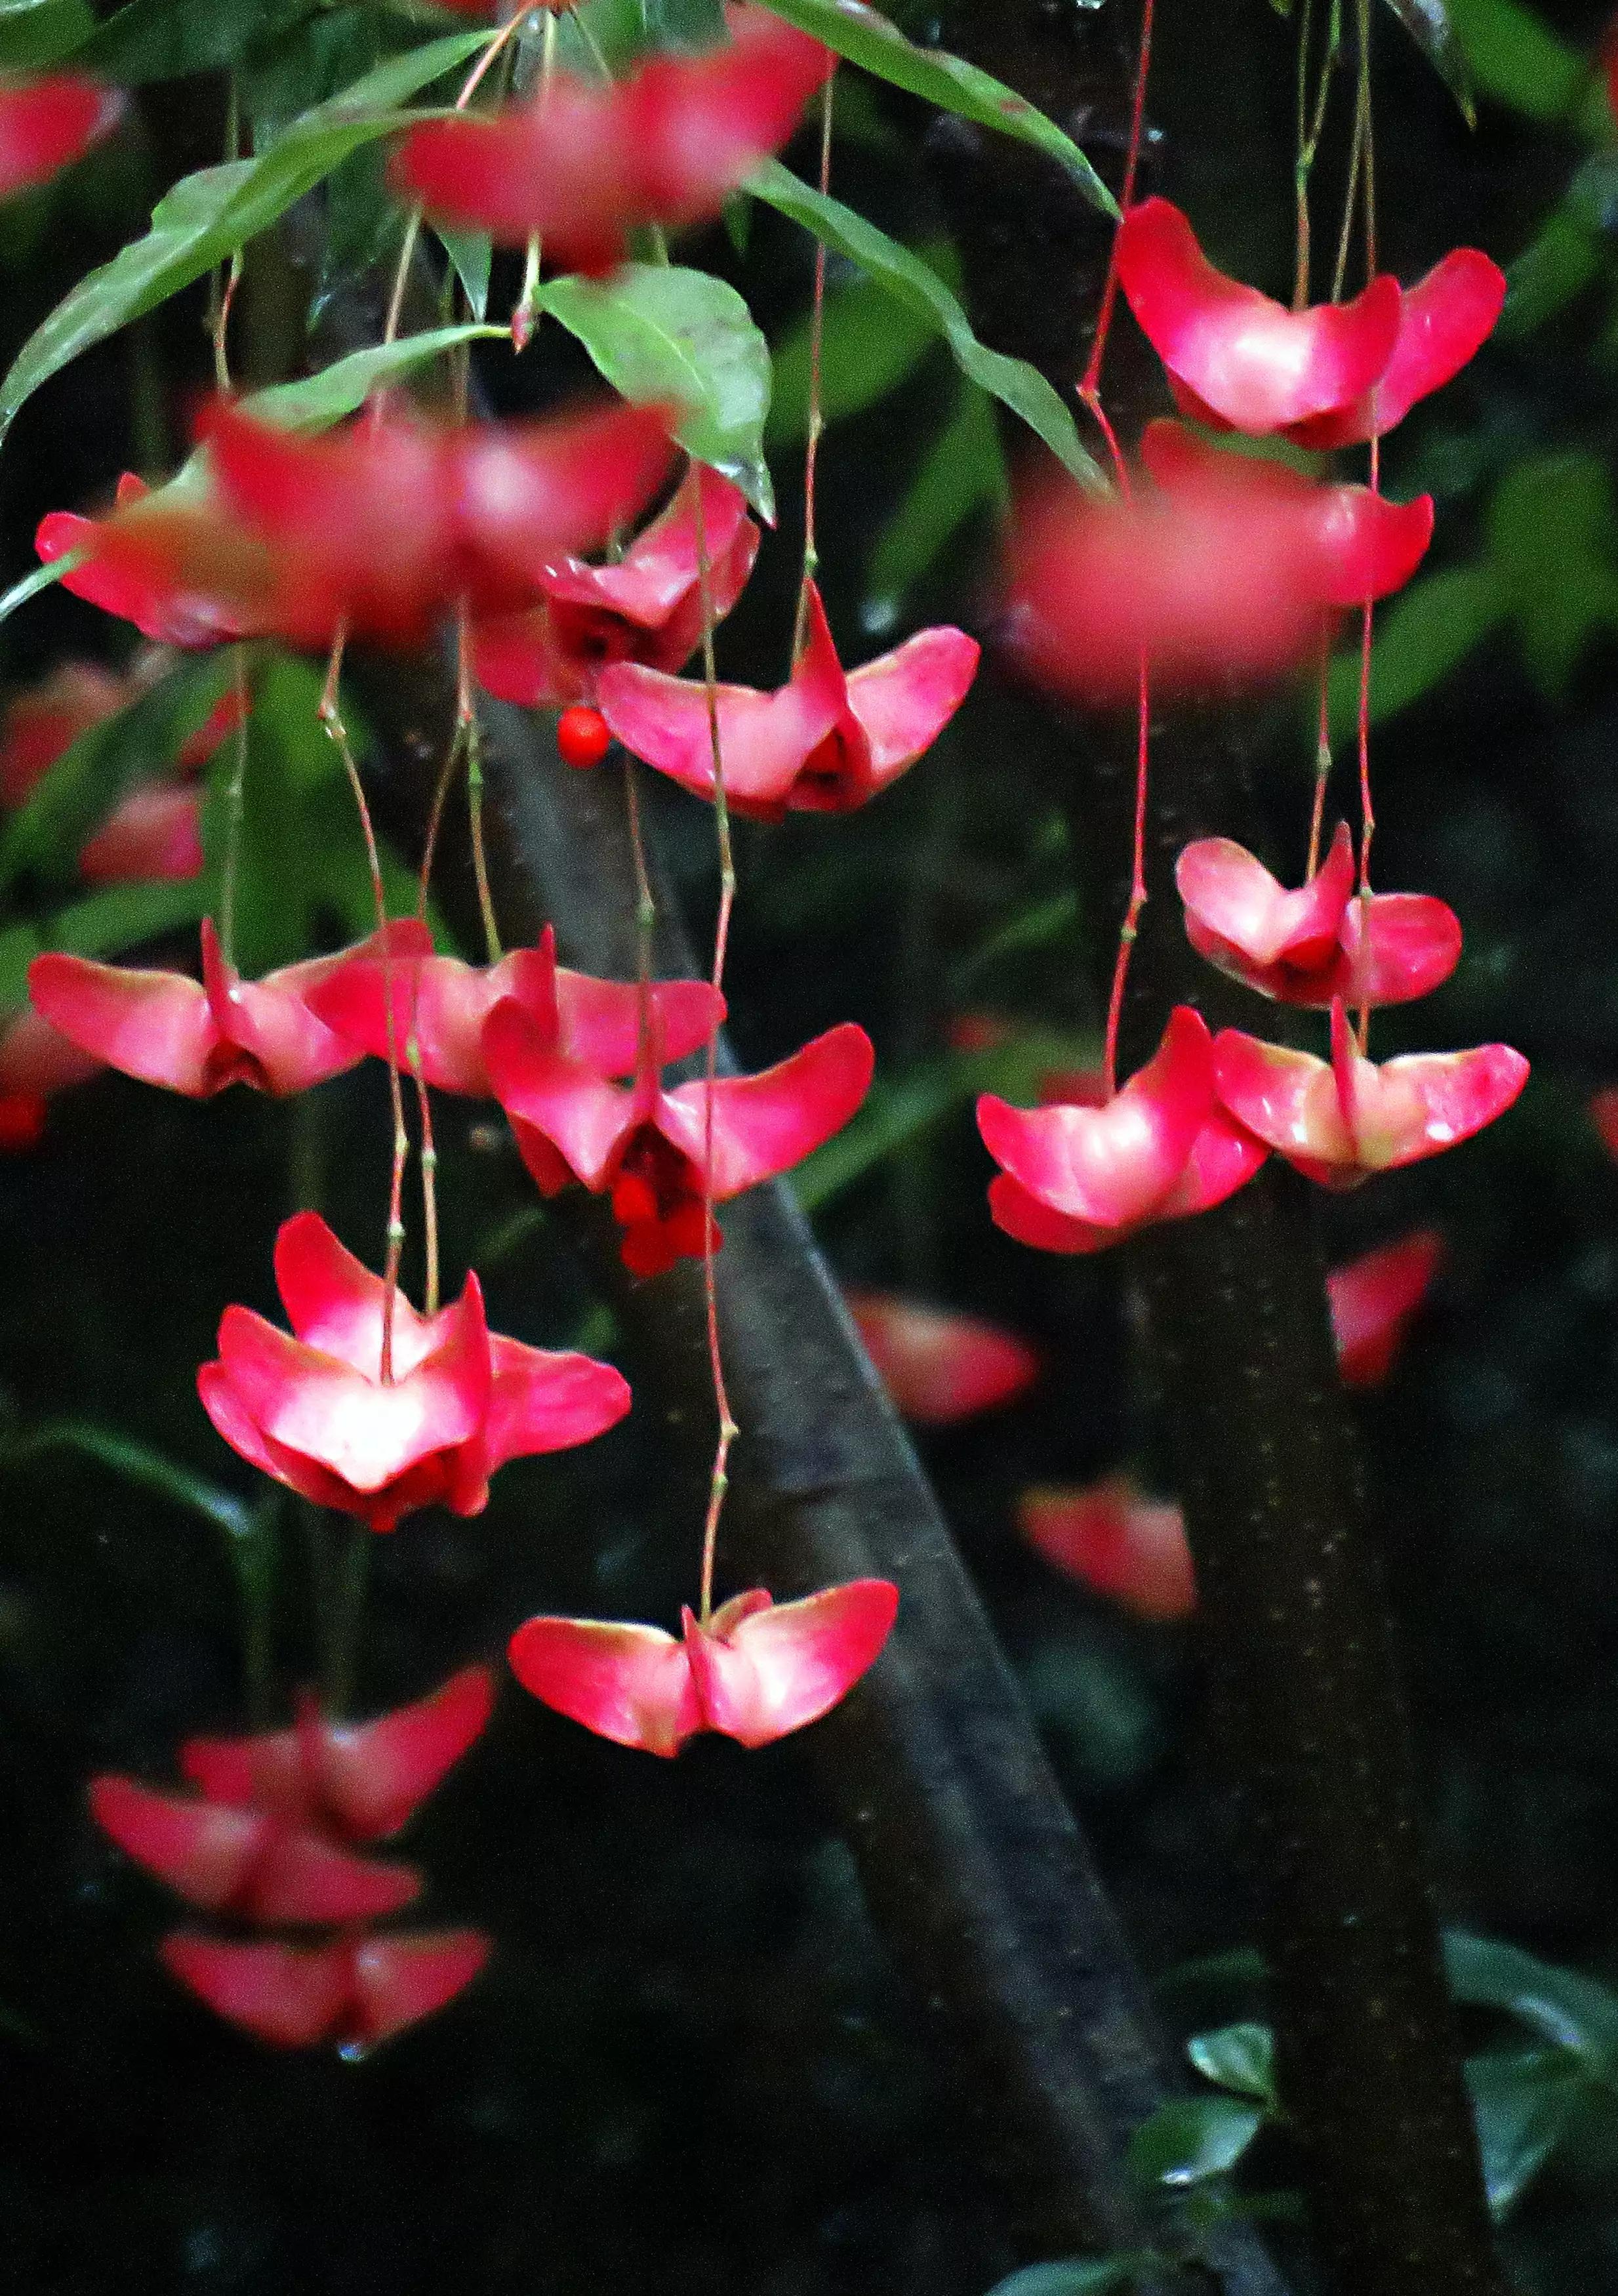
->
[607,1127,718,1277]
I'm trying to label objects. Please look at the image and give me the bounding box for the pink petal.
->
[349,1929,491,2049]
[451,403,678,605]
[78,783,204,884]
[840,625,980,800]
[1332,895,1463,1009]
[89,1776,262,1911]
[28,950,220,1096]
[657,1022,875,1199]
[0,660,126,805]
[0,76,121,201]
[542,467,752,628]
[0,1006,104,1096]
[482,999,638,1189]
[1590,1086,1618,1164]
[304,937,535,1099]
[180,1728,310,1826]
[244,1829,420,1927]
[977,1006,1213,1227]
[203,923,369,1095]
[554,969,724,1078]
[1213,1026,1356,1176]
[1116,198,1402,434]
[845,1290,1040,1425]
[1289,249,1507,447]
[1153,1106,1270,1216]
[197,1358,369,1517]
[1327,1227,1445,1387]
[159,1933,350,2049]
[628,9,832,230]
[35,488,258,649]
[300,1666,496,1842]
[1017,1479,1196,1622]
[1346,1039,1531,1174]
[506,1615,701,1757]
[1177,823,1355,972]
[481,1334,632,1470]
[986,1172,1116,1255]
[685,1580,899,1748]
[1308,484,1434,606]
[394,79,639,264]
[272,1209,439,1380]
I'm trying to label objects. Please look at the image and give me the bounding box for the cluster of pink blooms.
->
[981,198,1529,1248]
[91,1668,495,2048]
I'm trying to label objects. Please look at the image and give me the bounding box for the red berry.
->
[556,705,611,770]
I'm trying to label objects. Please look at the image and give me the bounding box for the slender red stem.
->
[1307,634,1332,880]
[1077,0,1154,405]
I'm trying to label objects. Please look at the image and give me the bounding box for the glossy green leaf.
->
[0,653,233,895]
[79,0,308,81]
[247,323,507,429]
[750,160,1102,491]
[1127,2095,1264,2188]
[767,258,942,443]
[1466,2049,1587,2218]
[1186,2022,1278,2108]
[0,0,94,68]
[436,224,493,321]
[866,381,1005,630]
[1379,0,1476,125]
[1447,1931,1618,2074]
[756,0,1114,214]
[541,263,775,518]
[0,28,492,440]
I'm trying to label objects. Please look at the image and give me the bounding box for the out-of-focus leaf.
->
[0,0,94,68]
[541,263,774,518]
[983,2260,1149,2296]
[1444,0,1607,133]
[1187,2023,1278,2108]
[755,0,1115,214]
[79,0,308,81]
[437,224,492,320]
[866,380,1005,630]
[0,28,492,438]
[248,323,506,428]
[1466,2049,1586,2218]
[1379,0,1476,125]
[1500,211,1602,340]
[2,1420,254,1536]
[640,0,727,49]
[0,653,232,895]
[1127,2095,1264,2188]
[1446,1932,1618,2075]
[0,875,217,1012]
[767,256,944,443]
[1486,453,1618,695]
[1327,560,1508,735]
[751,161,1102,490]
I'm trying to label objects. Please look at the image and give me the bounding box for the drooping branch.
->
[927,5,1508,2292]
[352,647,1291,2295]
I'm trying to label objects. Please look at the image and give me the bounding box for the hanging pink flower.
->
[159,1927,490,2051]
[1284,250,1507,448]
[197,1212,631,1531]
[394,7,832,270]
[1016,1477,1196,1622]
[1213,998,1529,1187]
[482,996,874,1276]
[845,1290,1041,1425]
[1175,823,1462,1008]
[472,466,759,708]
[37,473,256,649]
[88,1774,422,1925]
[0,75,122,201]
[1327,1227,1446,1387]
[507,1580,899,1757]
[1116,197,1402,435]
[181,1666,495,1843]
[27,919,423,1098]
[304,921,722,1099]
[978,1006,1266,1254]
[598,582,979,819]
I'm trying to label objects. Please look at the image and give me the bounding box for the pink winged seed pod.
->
[597,582,979,819]
[1175,823,1463,1008]
[1017,1477,1197,1624]
[1327,1228,1446,1388]
[978,1005,1266,1255]
[507,1581,900,1757]
[181,1666,495,1843]
[1213,1000,1529,1188]
[197,1212,630,1531]
[482,996,874,1277]
[304,921,723,1099]
[160,1929,491,2053]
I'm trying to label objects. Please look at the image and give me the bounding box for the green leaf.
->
[437,224,493,321]
[1486,452,1618,695]
[541,263,775,518]
[866,380,1005,630]
[246,322,506,429]
[1127,2095,1264,2188]
[1187,2022,1278,2108]
[0,26,493,440]
[0,653,233,895]
[983,2261,1148,2296]
[1500,211,1602,340]
[0,0,94,69]
[1446,1932,1618,2074]
[1379,0,1476,125]
[755,0,1114,215]
[1466,2049,1587,2218]
[750,159,1102,491]
[1443,0,1605,131]
[3,1420,254,1538]
[79,0,308,81]
[767,255,942,443]
[640,0,727,49]
[0,550,83,630]
[1327,560,1508,735]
